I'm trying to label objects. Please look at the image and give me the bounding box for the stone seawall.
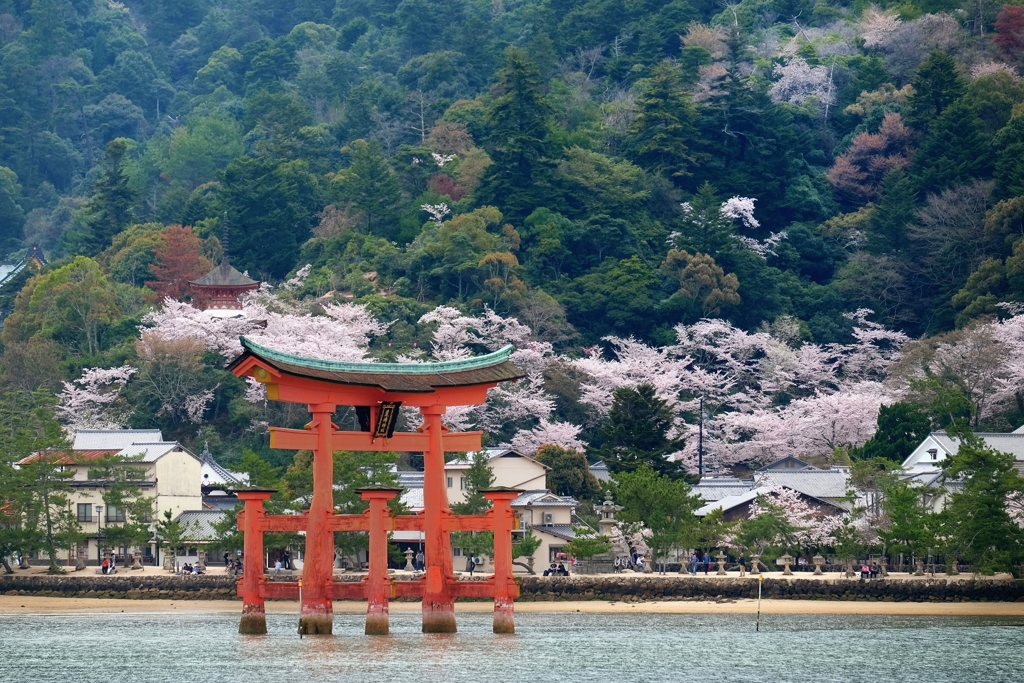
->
[3,574,1023,603]
[515,576,1024,603]
[0,574,238,601]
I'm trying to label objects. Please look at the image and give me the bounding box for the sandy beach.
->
[2,595,1022,616]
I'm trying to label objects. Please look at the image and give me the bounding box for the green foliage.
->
[906,52,967,131]
[480,48,555,221]
[565,529,612,562]
[535,444,601,502]
[625,62,698,181]
[75,140,137,255]
[0,166,25,252]
[736,497,800,556]
[451,450,495,558]
[610,464,701,564]
[1,256,121,355]
[593,384,686,479]
[218,156,324,279]
[88,454,156,553]
[941,427,1024,575]
[857,402,933,462]
[0,391,80,573]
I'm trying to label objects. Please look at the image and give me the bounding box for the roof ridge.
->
[239,337,515,375]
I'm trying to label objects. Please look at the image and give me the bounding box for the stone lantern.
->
[779,553,794,576]
[715,551,727,575]
[404,548,415,571]
[812,553,825,576]
[597,493,622,537]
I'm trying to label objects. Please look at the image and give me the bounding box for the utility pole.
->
[698,396,704,479]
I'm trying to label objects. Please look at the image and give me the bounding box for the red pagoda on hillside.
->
[188,228,258,314]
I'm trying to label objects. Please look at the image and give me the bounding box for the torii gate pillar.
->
[421,406,456,633]
[299,404,337,636]
[237,489,274,635]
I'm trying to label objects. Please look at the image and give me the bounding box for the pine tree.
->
[993,114,1024,199]
[911,99,992,192]
[593,384,686,479]
[81,140,137,255]
[480,48,555,221]
[624,61,698,181]
[868,168,917,253]
[858,402,932,462]
[906,51,967,131]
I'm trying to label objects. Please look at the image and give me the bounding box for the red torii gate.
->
[228,338,524,635]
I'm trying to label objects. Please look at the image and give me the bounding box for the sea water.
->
[1,611,1021,682]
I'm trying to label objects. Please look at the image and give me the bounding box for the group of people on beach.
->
[177,563,203,575]
[543,562,570,576]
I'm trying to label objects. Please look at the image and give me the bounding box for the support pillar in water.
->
[421,407,456,633]
[484,489,520,634]
[361,487,400,635]
[299,405,337,636]
[237,489,274,635]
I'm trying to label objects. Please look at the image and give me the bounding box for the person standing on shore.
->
[273,558,282,576]
[738,555,747,577]
[689,553,697,576]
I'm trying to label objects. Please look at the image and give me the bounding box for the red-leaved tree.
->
[828,113,914,204]
[995,6,1024,61]
[146,225,212,301]
[427,173,464,201]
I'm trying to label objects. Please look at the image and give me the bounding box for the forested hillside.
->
[4,0,1024,473]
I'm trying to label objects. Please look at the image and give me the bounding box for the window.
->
[447,477,453,488]
[453,548,462,557]
[76,504,92,522]
[106,505,126,523]
[460,477,465,491]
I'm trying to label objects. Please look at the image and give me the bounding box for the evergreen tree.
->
[593,384,686,479]
[0,166,24,254]
[911,100,992,192]
[867,168,917,253]
[858,402,932,462]
[535,444,602,501]
[993,114,1024,199]
[906,52,967,131]
[624,61,698,182]
[942,428,1024,575]
[81,140,137,255]
[480,48,555,221]
[451,451,496,560]
[218,157,324,280]
[332,139,403,236]
[0,391,81,574]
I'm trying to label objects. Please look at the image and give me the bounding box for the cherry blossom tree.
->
[509,419,586,455]
[574,311,906,470]
[748,482,845,550]
[57,366,137,431]
[768,57,835,106]
[417,306,558,436]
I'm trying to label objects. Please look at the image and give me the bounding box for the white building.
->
[899,429,1024,510]
[18,429,203,566]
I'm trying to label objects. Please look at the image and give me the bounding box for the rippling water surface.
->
[1,611,1022,682]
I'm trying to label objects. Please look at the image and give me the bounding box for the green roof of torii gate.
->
[229,337,524,392]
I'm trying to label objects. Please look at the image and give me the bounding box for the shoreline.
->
[2,595,1023,616]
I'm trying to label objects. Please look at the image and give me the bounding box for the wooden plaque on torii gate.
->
[228,338,525,636]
